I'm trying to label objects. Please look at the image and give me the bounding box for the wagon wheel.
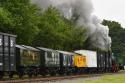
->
[34,71,38,77]
[18,72,23,78]
[41,72,46,76]
[9,73,14,78]
[0,72,4,79]
[28,72,33,78]
[0,74,3,79]
[59,71,63,75]
[50,71,55,76]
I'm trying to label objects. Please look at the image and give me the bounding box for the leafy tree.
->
[102,20,125,64]
[0,0,41,45]
[33,7,86,51]
[0,7,14,33]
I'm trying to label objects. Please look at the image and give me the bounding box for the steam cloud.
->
[31,0,111,51]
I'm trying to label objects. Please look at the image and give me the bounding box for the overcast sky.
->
[92,0,125,27]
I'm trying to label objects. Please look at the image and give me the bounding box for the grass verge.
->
[82,74,125,83]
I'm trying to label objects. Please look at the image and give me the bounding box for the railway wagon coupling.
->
[0,32,121,79]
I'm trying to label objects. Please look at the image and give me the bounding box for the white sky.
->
[92,0,125,27]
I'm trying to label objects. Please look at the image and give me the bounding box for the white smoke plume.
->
[31,0,111,51]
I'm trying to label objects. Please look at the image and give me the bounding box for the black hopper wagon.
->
[97,51,113,73]
[0,32,16,78]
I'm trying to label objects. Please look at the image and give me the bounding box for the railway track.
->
[0,70,125,83]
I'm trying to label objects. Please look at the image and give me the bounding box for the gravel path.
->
[42,76,101,83]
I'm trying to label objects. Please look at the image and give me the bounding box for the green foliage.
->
[0,7,14,33]
[102,20,125,64]
[0,0,41,45]
[84,74,125,83]
[33,7,86,51]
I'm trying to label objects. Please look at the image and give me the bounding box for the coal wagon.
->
[0,32,16,78]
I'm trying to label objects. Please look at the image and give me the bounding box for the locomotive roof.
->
[22,45,40,51]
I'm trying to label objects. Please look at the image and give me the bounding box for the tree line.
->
[102,20,125,65]
[0,0,125,65]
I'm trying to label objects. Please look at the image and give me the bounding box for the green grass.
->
[82,74,125,83]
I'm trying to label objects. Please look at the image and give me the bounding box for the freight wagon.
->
[75,50,114,73]
[57,51,74,75]
[36,47,60,76]
[0,32,16,78]
[73,53,87,73]
[16,45,41,78]
[97,51,112,72]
